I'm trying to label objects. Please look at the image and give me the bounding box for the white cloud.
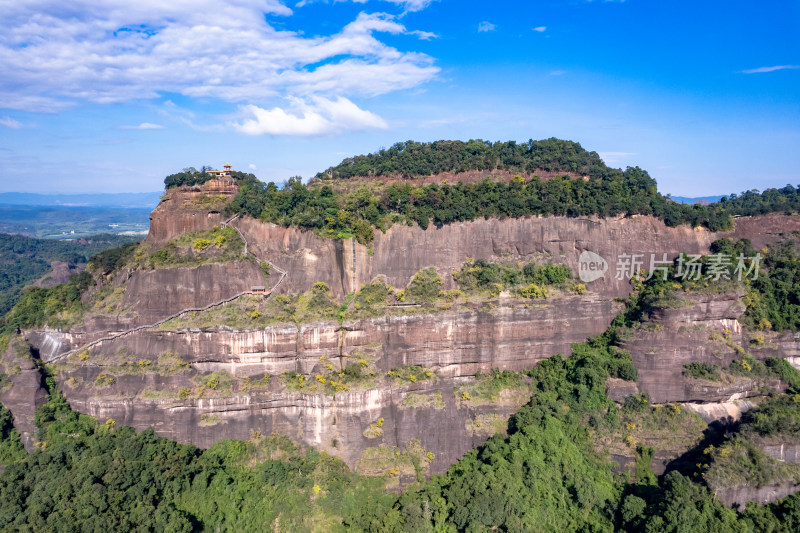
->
[598,151,636,165]
[233,96,388,136]
[478,21,496,33]
[119,122,164,130]
[548,70,566,76]
[0,3,438,114]
[0,116,21,129]
[392,0,435,11]
[249,164,257,170]
[297,0,436,12]
[412,30,438,40]
[741,65,800,74]
[533,26,546,32]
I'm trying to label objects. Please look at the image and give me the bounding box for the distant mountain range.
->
[667,195,725,205]
[0,192,163,209]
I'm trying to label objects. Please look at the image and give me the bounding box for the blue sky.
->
[0,0,797,195]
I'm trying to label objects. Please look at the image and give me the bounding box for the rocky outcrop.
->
[119,261,267,325]
[749,331,800,361]
[761,442,800,463]
[683,400,756,425]
[235,215,722,300]
[34,261,80,288]
[63,295,618,374]
[62,377,527,474]
[715,483,800,510]
[147,186,233,244]
[616,293,769,403]
[725,214,800,251]
[23,261,269,359]
[0,339,46,451]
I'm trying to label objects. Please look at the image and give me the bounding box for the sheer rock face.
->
[761,442,800,463]
[13,191,800,476]
[716,483,800,510]
[614,292,800,405]
[235,215,720,300]
[614,293,787,404]
[146,186,232,244]
[118,261,266,325]
[24,261,268,359]
[0,341,46,451]
[149,187,800,301]
[46,295,618,473]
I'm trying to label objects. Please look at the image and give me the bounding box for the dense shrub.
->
[684,362,722,381]
[404,268,442,303]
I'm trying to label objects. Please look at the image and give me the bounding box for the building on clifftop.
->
[204,164,238,194]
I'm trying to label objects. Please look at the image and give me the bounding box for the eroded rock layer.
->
[11,184,800,486]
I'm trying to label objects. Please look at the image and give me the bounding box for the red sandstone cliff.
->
[9,185,800,482]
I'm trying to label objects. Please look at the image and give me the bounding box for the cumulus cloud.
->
[233,96,388,135]
[0,116,21,129]
[478,21,496,33]
[119,122,164,130]
[249,164,257,170]
[741,65,799,74]
[0,2,439,117]
[533,26,546,32]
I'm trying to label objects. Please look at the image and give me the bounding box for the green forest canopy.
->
[227,172,800,246]
[0,233,138,317]
[165,139,800,245]
[314,138,616,180]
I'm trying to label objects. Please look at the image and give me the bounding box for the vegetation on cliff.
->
[3,186,800,530]
[1,379,396,531]
[0,225,258,334]
[142,226,246,269]
[740,394,800,443]
[228,167,743,245]
[163,167,257,189]
[739,240,800,332]
[214,139,800,245]
[156,259,579,331]
[453,257,578,297]
[704,394,800,492]
[0,403,25,465]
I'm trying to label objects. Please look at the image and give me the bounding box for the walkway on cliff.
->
[45,216,288,363]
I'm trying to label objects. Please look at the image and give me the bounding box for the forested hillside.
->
[204,139,799,245]
[227,172,799,246]
[314,138,614,180]
[0,233,137,317]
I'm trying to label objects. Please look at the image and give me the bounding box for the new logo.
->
[578,250,608,283]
